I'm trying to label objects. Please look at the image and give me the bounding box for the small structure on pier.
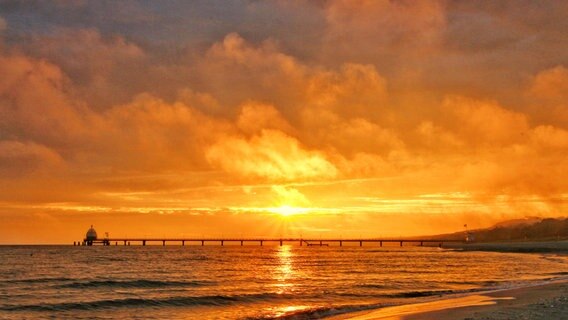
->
[86,225,97,240]
[82,225,110,246]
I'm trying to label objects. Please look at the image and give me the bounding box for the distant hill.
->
[492,216,543,228]
[427,217,568,242]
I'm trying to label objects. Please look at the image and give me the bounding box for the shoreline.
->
[326,242,568,320]
[329,277,568,320]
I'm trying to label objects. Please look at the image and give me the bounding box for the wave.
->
[445,280,502,286]
[548,271,568,276]
[55,279,211,289]
[243,302,390,320]
[387,288,482,298]
[388,289,457,298]
[356,279,507,292]
[1,277,73,284]
[334,287,484,299]
[356,284,387,289]
[1,293,294,312]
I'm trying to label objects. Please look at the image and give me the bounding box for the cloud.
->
[271,185,310,207]
[97,93,233,171]
[415,121,463,151]
[322,0,446,63]
[333,152,395,178]
[441,96,529,145]
[304,63,388,117]
[196,32,307,110]
[0,16,6,32]
[0,46,229,176]
[23,28,146,108]
[206,130,337,181]
[524,66,568,127]
[529,65,568,100]
[198,33,389,117]
[0,140,63,177]
[530,125,568,150]
[236,101,293,135]
[304,117,403,157]
[0,52,94,148]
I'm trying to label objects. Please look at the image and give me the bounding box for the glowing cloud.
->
[206,130,338,181]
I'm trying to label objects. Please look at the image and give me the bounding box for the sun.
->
[269,205,310,217]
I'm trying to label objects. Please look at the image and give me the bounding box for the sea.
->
[1,245,567,319]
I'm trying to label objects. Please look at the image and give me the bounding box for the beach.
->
[333,279,568,320]
[330,241,568,320]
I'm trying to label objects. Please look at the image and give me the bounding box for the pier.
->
[77,237,465,247]
[77,225,466,247]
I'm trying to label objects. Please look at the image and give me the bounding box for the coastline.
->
[328,243,568,320]
[331,278,568,320]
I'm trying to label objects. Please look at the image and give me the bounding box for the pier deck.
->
[77,238,465,247]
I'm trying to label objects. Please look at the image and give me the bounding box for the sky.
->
[0,0,567,243]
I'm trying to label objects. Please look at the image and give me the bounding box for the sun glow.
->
[269,205,310,217]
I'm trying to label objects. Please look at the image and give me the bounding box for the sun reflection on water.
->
[274,245,295,294]
[270,246,313,317]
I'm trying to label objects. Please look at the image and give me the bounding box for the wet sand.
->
[403,279,568,320]
[332,278,568,320]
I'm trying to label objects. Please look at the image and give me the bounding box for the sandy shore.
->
[331,279,568,320]
[327,242,568,319]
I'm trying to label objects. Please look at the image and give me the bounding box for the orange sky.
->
[0,1,567,243]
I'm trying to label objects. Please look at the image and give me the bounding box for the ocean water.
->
[1,245,567,319]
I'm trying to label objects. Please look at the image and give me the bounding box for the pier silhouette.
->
[76,237,465,247]
[76,226,466,247]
